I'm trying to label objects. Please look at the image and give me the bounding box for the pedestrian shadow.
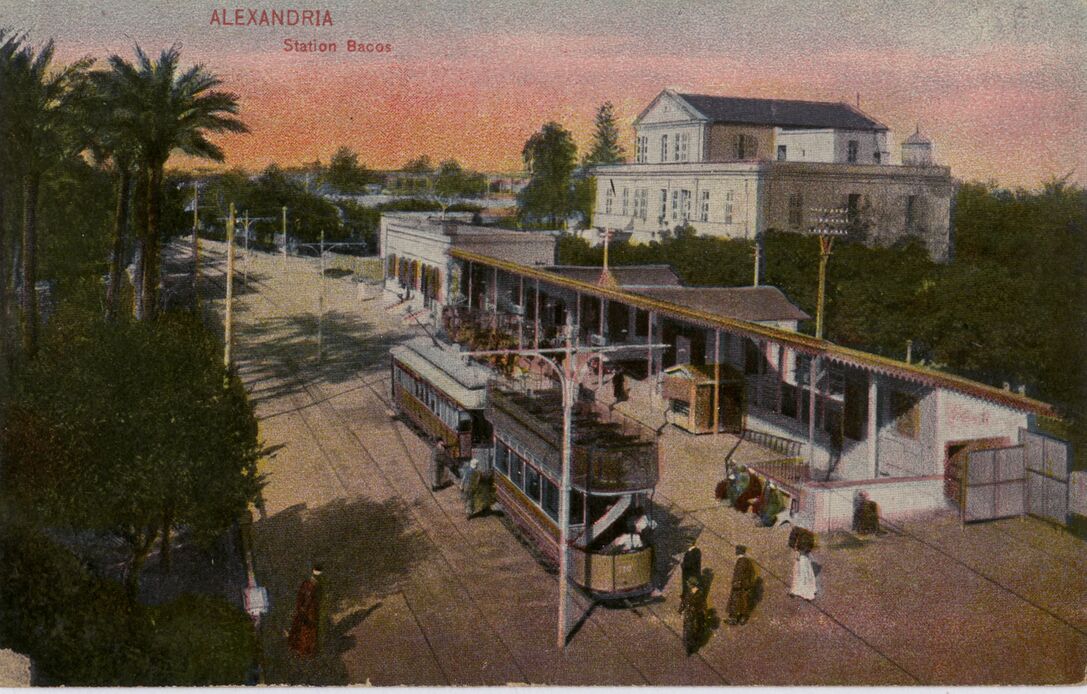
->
[689,567,721,654]
[253,498,430,685]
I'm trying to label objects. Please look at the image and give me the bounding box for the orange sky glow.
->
[9,0,1085,187]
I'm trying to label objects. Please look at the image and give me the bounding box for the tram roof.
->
[450,248,1056,417]
[391,337,492,408]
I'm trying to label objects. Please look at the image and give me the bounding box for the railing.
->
[748,456,811,487]
[744,428,804,459]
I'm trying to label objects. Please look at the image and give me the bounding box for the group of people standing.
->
[716,464,790,527]
[676,523,820,655]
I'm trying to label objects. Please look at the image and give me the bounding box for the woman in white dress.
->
[790,548,818,601]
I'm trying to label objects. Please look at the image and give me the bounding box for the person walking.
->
[726,545,758,625]
[460,458,479,518]
[680,539,702,606]
[287,564,325,658]
[430,439,450,491]
[789,547,818,601]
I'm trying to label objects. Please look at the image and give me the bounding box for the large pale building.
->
[591,89,953,260]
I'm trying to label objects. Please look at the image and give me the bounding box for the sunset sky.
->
[6,0,1085,187]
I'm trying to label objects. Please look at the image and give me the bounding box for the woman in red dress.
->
[287,564,324,657]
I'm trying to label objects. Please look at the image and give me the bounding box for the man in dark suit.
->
[680,539,702,607]
[726,545,757,625]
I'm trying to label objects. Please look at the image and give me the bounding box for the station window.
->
[788,193,804,227]
[891,391,921,439]
[847,140,859,163]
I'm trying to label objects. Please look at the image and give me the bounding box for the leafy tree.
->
[0,523,257,685]
[2,308,263,593]
[0,523,155,685]
[148,595,256,685]
[402,154,434,174]
[2,37,91,356]
[106,44,247,321]
[324,145,372,194]
[518,122,578,227]
[430,158,485,215]
[582,101,626,167]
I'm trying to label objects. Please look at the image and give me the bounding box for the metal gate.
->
[1022,428,1071,525]
[961,445,1026,523]
[960,429,1072,525]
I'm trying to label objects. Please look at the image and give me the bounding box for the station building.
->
[379,214,1068,532]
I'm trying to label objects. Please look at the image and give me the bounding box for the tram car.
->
[390,337,493,461]
[485,385,660,600]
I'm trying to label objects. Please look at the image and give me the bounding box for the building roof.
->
[632,286,810,323]
[451,248,1056,417]
[676,92,888,132]
[903,127,932,145]
[545,264,683,288]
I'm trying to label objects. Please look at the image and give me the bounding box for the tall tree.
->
[325,145,372,194]
[2,38,91,356]
[106,45,247,321]
[519,122,578,228]
[87,68,141,321]
[582,101,626,167]
[0,29,26,369]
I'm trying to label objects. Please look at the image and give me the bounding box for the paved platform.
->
[192,241,1086,685]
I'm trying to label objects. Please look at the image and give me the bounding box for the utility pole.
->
[225,203,236,369]
[243,210,251,288]
[752,233,762,287]
[556,317,574,650]
[808,208,849,340]
[318,230,325,363]
[281,206,288,270]
[192,180,201,310]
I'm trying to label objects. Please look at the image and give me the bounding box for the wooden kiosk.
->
[662,363,745,434]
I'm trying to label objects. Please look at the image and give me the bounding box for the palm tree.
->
[2,37,91,356]
[0,28,27,368]
[87,68,141,321]
[106,45,248,320]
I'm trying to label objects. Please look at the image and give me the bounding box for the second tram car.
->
[390,338,492,460]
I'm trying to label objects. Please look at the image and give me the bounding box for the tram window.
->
[457,413,472,432]
[524,466,541,504]
[510,455,524,488]
[569,491,584,525]
[542,479,559,520]
[495,441,510,475]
